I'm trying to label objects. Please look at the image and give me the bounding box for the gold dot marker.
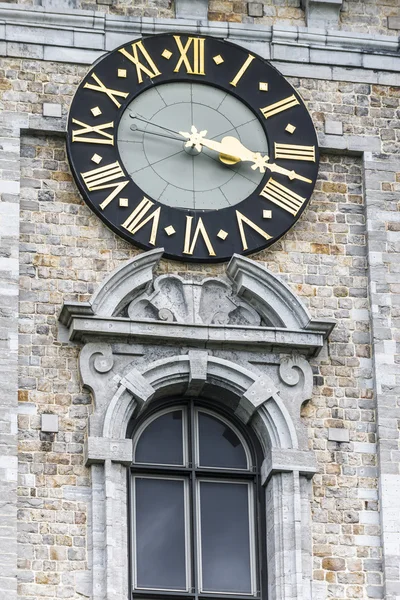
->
[118,69,127,78]
[263,210,272,219]
[91,154,102,164]
[213,55,224,65]
[165,225,176,236]
[285,123,296,134]
[91,106,102,117]
[119,198,129,207]
[162,49,172,59]
[259,82,269,92]
[217,229,228,240]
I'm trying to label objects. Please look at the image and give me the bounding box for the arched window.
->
[130,399,265,599]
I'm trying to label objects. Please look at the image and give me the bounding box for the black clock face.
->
[66,33,319,263]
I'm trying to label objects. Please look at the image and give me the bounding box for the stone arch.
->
[101,353,298,451]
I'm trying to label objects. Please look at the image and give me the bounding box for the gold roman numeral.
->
[122,197,161,246]
[260,178,306,217]
[72,119,114,145]
[119,41,161,84]
[81,161,129,210]
[230,54,255,87]
[236,211,272,251]
[183,216,215,256]
[173,36,205,75]
[274,143,315,162]
[84,72,129,108]
[260,94,299,119]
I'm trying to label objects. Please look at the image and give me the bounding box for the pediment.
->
[59,249,335,356]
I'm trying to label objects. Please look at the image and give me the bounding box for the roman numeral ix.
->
[81,161,129,210]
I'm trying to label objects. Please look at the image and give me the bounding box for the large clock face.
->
[67,34,319,263]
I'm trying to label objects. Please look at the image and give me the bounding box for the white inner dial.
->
[117,82,269,211]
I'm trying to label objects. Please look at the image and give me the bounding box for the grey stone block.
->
[388,16,400,30]
[325,120,343,135]
[41,414,59,433]
[302,0,343,28]
[328,428,350,442]
[42,103,62,118]
[248,2,263,17]
[175,0,208,19]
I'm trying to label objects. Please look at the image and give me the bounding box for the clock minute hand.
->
[265,162,313,184]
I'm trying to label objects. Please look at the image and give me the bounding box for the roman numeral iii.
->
[260,178,306,217]
[274,143,315,162]
[173,36,205,75]
[260,95,299,119]
[71,119,114,145]
[84,73,129,108]
[122,197,161,246]
[81,161,129,210]
[119,41,161,84]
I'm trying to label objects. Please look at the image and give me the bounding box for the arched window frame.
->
[128,398,267,600]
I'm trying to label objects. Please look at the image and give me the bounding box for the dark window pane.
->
[199,481,253,594]
[135,477,188,590]
[135,410,184,465]
[198,412,248,469]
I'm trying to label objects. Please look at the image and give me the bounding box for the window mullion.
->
[189,400,199,600]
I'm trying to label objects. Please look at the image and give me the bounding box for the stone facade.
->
[0,1,399,600]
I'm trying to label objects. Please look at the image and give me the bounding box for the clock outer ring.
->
[66,33,320,263]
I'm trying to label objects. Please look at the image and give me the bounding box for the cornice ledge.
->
[66,315,328,356]
[0,4,398,57]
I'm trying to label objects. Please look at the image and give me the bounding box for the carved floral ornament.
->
[59,249,335,472]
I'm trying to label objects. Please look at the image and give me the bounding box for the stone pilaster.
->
[364,153,400,600]
[0,110,24,597]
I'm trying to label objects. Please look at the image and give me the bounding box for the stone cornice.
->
[0,3,399,85]
[66,315,329,356]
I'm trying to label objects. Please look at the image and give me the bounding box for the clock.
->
[66,33,319,263]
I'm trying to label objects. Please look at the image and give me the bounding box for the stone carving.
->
[125,274,261,326]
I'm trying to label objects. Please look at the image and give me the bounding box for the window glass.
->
[134,477,188,590]
[197,411,248,469]
[135,409,184,465]
[198,480,253,594]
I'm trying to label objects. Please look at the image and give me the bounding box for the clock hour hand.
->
[179,126,269,173]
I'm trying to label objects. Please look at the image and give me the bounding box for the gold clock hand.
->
[180,126,313,182]
[264,162,313,184]
[179,126,268,171]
